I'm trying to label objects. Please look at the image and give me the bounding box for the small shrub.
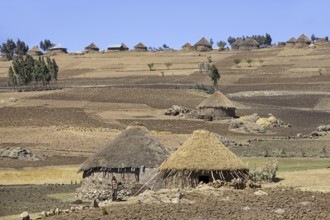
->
[246,58,253,67]
[191,83,215,94]
[101,207,108,215]
[147,63,154,71]
[249,160,278,182]
[259,59,264,64]
[318,146,327,158]
[233,58,241,67]
[164,62,173,70]
[160,71,165,77]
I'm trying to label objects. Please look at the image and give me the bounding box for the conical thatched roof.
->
[85,43,99,50]
[286,37,297,43]
[29,46,42,52]
[239,38,259,46]
[197,91,236,109]
[232,39,242,46]
[134,42,147,48]
[121,43,129,49]
[182,42,192,48]
[159,130,248,172]
[194,37,211,47]
[78,126,169,172]
[296,34,311,43]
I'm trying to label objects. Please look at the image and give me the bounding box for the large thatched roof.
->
[239,38,259,46]
[197,91,236,109]
[286,37,297,43]
[78,126,169,172]
[232,39,242,46]
[194,37,211,47]
[182,42,192,48]
[159,130,248,172]
[29,46,42,52]
[85,43,99,50]
[134,42,147,48]
[296,34,311,43]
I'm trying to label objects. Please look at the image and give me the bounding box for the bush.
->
[101,207,108,215]
[249,160,278,182]
[191,83,215,94]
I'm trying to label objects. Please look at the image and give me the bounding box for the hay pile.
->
[159,130,247,172]
[78,126,170,172]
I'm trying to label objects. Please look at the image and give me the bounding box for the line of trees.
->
[8,55,58,90]
[0,39,29,60]
[227,33,272,46]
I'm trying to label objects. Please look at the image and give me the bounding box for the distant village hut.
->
[285,37,297,48]
[231,39,242,50]
[107,43,129,51]
[239,38,259,51]
[159,130,249,188]
[27,46,43,56]
[85,43,99,53]
[194,37,212,51]
[196,91,236,120]
[181,42,193,51]
[134,42,148,52]
[47,44,67,55]
[76,126,169,200]
[315,37,329,45]
[277,42,286,48]
[295,34,311,48]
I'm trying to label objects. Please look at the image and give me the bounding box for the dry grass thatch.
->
[194,37,211,47]
[182,42,192,48]
[29,46,42,52]
[239,38,259,46]
[159,130,247,172]
[286,37,297,43]
[197,91,236,109]
[78,126,169,172]
[85,43,99,50]
[296,34,311,43]
[134,42,147,49]
[232,39,242,46]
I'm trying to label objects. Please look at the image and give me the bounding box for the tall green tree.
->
[217,41,227,49]
[265,33,272,45]
[209,64,220,90]
[15,39,29,55]
[311,34,316,44]
[227,36,236,45]
[0,39,16,60]
[40,39,54,51]
[209,38,214,47]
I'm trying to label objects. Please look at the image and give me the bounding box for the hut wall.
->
[285,42,295,48]
[48,49,67,54]
[239,45,259,51]
[134,48,147,52]
[85,48,99,53]
[161,170,249,189]
[196,45,212,52]
[199,107,236,119]
[295,42,309,48]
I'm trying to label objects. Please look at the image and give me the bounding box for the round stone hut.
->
[197,91,236,120]
[239,38,259,51]
[84,43,99,53]
[76,125,170,200]
[231,39,242,50]
[159,130,249,188]
[286,37,297,48]
[194,37,212,51]
[134,42,148,52]
[47,44,67,55]
[295,34,311,48]
[181,42,193,51]
[27,46,43,56]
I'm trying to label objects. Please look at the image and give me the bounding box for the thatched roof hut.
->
[47,44,67,54]
[134,42,148,52]
[107,43,129,51]
[159,130,248,188]
[231,39,242,50]
[181,42,193,51]
[194,37,212,51]
[85,43,99,52]
[295,34,311,48]
[315,38,329,45]
[239,38,259,50]
[28,46,43,56]
[196,91,236,119]
[286,37,296,48]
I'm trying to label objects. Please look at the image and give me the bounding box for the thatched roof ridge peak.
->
[197,91,236,109]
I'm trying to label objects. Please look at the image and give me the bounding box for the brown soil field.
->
[0,46,330,218]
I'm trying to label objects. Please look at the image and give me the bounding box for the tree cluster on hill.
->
[40,39,55,51]
[227,33,272,46]
[8,55,58,90]
[0,39,29,60]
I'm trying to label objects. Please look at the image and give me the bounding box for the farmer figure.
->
[111,176,118,201]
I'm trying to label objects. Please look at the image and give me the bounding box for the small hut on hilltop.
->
[197,91,236,120]
[76,126,169,200]
[47,44,67,55]
[277,42,286,48]
[159,130,249,188]
[286,37,297,48]
[28,46,43,56]
[194,37,212,51]
[239,38,259,51]
[295,34,311,48]
[107,43,129,51]
[134,42,148,52]
[231,39,242,50]
[85,43,99,53]
[181,42,193,51]
[315,37,329,45]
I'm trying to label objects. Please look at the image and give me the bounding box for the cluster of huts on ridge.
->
[76,91,245,200]
[26,34,329,56]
